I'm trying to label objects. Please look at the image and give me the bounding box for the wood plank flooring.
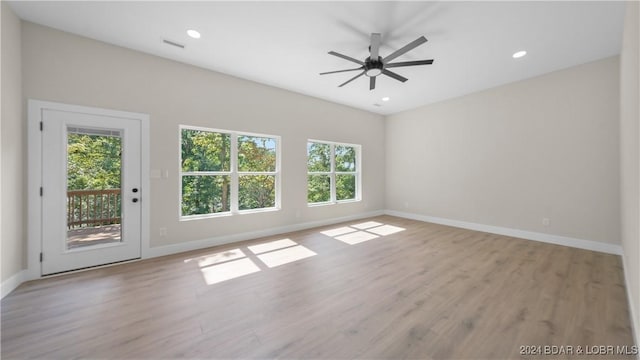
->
[1,215,635,359]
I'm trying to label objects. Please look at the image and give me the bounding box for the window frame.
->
[307,139,361,206]
[179,125,281,220]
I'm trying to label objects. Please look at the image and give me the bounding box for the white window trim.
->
[307,139,361,206]
[179,125,281,220]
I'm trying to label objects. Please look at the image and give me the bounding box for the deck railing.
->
[67,189,121,229]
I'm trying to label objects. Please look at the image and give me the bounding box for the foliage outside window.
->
[181,126,279,218]
[307,140,360,205]
[67,131,122,226]
[68,132,121,191]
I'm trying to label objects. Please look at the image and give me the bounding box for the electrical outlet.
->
[159,227,167,237]
[404,201,409,209]
[542,218,550,226]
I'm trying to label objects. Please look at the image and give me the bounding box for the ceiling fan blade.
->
[370,76,376,90]
[339,71,366,87]
[320,67,364,75]
[328,51,365,65]
[370,33,381,59]
[385,59,434,68]
[382,69,408,83]
[383,36,428,63]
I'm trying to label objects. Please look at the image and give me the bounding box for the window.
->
[307,140,360,205]
[180,126,279,218]
[237,135,278,211]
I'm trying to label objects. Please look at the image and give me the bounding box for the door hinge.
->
[40,187,43,196]
[40,253,43,262]
[40,121,43,131]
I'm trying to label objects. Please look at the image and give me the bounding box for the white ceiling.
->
[9,1,625,115]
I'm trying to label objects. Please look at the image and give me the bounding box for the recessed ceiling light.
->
[187,29,201,39]
[382,97,390,102]
[512,50,527,59]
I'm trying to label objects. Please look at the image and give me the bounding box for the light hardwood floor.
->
[1,216,635,359]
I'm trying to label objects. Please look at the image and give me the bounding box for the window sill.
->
[238,207,281,215]
[307,199,361,207]
[180,212,233,221]
[180,207,280,221]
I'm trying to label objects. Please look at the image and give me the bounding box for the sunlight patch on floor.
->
[194,249,247,267]
[320,226,357,237]
[200,258,261,285]
[190,221,405,286]
[190,238,319,285]
[351,221,383,230]
[248,239,297,254]
[321,221,406,245]
[367,224,405,236]
[335,231,379,245]
[257,245,317,268]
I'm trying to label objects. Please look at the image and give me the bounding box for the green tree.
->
[306,143,357,203]
[238,136,276,210]
[67,133,122,190]
[67,133,122,228]
[307,142,331,203]
[181,131,278,215]
[181,129,231,215]
[335,145,356,200]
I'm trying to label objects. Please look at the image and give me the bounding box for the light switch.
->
[150,169,161,179]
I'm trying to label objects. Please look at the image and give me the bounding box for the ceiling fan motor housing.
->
[365,56,383,77]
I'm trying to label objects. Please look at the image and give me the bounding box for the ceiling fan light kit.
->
[321,33,434,91]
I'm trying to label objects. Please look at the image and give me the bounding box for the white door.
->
[41,109,142,275]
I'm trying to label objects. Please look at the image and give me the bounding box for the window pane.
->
[308,175,331,203]
[181,175,230,216]
[335,145,356,172]
[181,129,231,172]
[336,174,356,201]
[307,142,331,172]
[239,175,276,210]
[66,130,122,249]
[238,136,277,172]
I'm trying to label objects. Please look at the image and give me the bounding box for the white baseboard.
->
[622,251,640,347]
[385,210,623,255]
[147,210,385,258]
[1,270,27,299]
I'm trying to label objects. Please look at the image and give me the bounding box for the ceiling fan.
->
[320,33,434,91]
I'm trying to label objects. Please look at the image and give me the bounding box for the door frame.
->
[27,99,150,279]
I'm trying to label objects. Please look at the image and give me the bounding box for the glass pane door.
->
[41,105,142,275]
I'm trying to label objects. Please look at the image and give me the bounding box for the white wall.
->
[1,0,3,284]
[386,57,621,246]
[620,0,640,344]
[1,2,24,283]
[21,22,385,251]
